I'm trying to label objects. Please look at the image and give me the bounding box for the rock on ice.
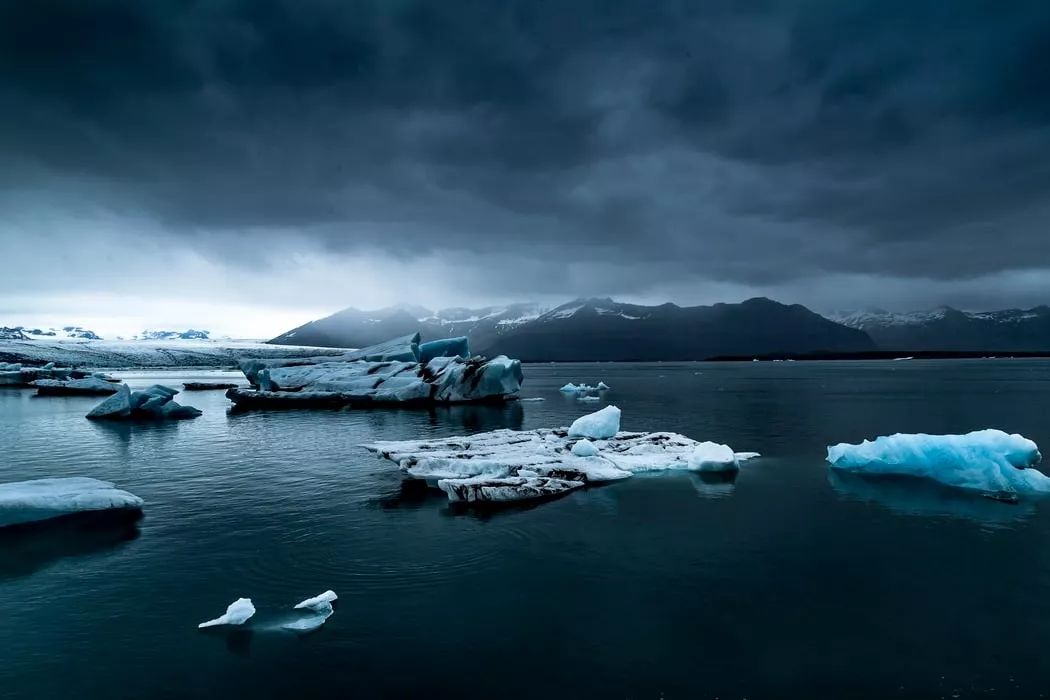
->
[826,429,1048,495]
[0,477,143,528]
[198,598,256,629]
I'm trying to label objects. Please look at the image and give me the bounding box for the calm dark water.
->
[2,360,1050,699]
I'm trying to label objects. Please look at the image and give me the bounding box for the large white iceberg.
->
[228,334,522,409]
[826,429,1049,495]
[0,477,143,528]
[198,598,256,629]
[364,407,756,505]
[86,384,202,420]
[568,405,621,439]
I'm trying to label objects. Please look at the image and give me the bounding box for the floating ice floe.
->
[0,361,97,387]
[182,382,238,391]
[826,429,1048,496]
[687,442,741,472]
[198,598,256,629]
[33,376,120,396]
[559,381,610,394]
[227,333,522,409]
[0,477,143,528]
[363,407,757,505]
[86,384,202,420]
[282,590,339,632]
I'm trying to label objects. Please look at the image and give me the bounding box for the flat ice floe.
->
[363,407,757,505]
[33,376,120,396]
[826,429,1048,495]
[0,477,143,528]
[198,598,256,629]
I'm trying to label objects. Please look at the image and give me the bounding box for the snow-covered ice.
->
[571,438,600,457]
[0,477,143,528]
[826,429,1048,495]
[568,405,621,439]
[198,598,256,629]
[364,407,754,505]
[687,442,739,472]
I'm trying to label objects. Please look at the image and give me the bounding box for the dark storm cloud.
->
[2,0,1050,302]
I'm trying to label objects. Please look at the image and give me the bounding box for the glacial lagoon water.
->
[2,360,1050,699]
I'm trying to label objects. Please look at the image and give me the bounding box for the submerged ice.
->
[364,406,756,505]
[826,429,1048,495]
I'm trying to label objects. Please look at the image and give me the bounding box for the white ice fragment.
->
[826,429,1048,494]
[282,601,334,632]
[597,381,611,390]
[559,383,579,393]
[571,439,599,457]
[577,395,601,402]
[735,451,761,461]
[568,405,621,439]
[687,442,739,472]
[198,598,256,629]
[294,590,338,611]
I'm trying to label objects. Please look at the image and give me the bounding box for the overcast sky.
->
[2,0,1050,337]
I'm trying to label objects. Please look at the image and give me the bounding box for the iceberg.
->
[568,405,621,439]
[0,362,77,387]
[826,429,1049,495]
[228,334,523,409]
[86,384,202,420]
[0,477,143,528]
[33,376,120,396]
[282,590,338,632]
[559,382,604,394]
[364,408,754,505]
[597,381,611,390]
[571,438,600,457]
[294,590,338,610]
[687,442,739,472]
[198,598,256,629]
[238,333,422,387]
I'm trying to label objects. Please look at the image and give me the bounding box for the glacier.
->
[86,384,203,420]
[363,407,756,505]
[0,477,143,528]
[198,598,256,629]
[826,429,1049,495]
[228,333,522,409]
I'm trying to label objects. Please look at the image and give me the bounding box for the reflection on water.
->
[690,471,738,500]
[827,469,1035,528]
[0,512,141,581]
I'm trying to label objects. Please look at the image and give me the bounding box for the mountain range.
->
[271,297,875,360]
[827,306,1050,351]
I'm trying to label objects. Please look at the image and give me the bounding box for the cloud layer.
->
[2,0,1049,333]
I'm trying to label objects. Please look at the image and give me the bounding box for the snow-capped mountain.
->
[270,297,874,360]
[825,306,1050,350]
[270,303,546,351]
[133,329,211,341]
[0,325,103,340]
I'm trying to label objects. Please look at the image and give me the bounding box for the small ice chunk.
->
[597,381,611,390]
[687,442,739,472]
[577,395,601,402]
[198,598,256,629]
[571,438,600,457]
[282,601,334,632]
[568,405,621,439]
[559,383,579,393]
[294,590,338,610]
[519,397,546,402]
[735,451,761,461]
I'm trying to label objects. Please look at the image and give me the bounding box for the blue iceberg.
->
[418,336,469,363]
[826,429,1049,495]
